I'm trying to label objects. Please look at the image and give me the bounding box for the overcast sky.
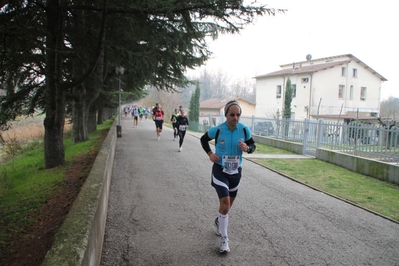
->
[191,0,398,100]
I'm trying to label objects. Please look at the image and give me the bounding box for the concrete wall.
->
[42,121,117,266]
[316,149,399,184]
[252,135,399,184]
[253,135,304,155]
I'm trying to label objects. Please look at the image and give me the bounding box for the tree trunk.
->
[106,108,113,120]
[72,84,89,143]
[88,105,97,133]
[44,0,65,169]
[74,22,106,138]
[97,107,104,125]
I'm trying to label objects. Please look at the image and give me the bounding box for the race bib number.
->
[155,117,163,120]
[222,155,240,175]
[179,125,186,131]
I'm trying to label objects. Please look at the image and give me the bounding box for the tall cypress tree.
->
[189,82,201,122]
[283,78,293,118]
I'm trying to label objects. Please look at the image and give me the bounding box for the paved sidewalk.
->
[100,116,399,265]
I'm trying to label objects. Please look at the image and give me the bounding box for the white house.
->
[254,54,387,123]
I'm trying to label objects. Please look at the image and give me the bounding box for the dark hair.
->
[224,101,241,116]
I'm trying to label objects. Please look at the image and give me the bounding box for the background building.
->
[255,54,387,123]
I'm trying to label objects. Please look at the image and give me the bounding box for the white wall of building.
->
[256,76,284,117]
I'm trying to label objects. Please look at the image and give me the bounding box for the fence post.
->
[302,118,309,155]
[251,115,255,132]
[317,119,324,148]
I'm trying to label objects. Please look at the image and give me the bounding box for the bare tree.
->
[380,96,399,120]
[186,68,256,103]
[142,87,183,120]
[230,78,256,103]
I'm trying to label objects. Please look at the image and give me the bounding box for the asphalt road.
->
[100,116,399,265]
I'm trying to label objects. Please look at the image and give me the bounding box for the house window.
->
[276,85,282,98]
[353,68,357,78]
[292,84,297,97]
[301,77,309,83]
[338,85,344,99]
[350,85,353,100]
[360,87,366,101]
[341,67,346,76]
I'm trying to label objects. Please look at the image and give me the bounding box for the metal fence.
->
[193,115,399,164]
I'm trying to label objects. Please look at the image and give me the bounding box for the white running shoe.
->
[214,217,221,236]
[219,236,230,253]
[157,136,160,141]
[178,147,182,152]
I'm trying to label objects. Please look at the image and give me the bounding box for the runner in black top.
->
[176,109,189,152]
[171,108,180,141]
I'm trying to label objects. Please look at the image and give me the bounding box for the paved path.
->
[100,116,399,265]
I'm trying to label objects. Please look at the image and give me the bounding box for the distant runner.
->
[152,103,164,141]
[176,109,189,152]
[171,108,180,141]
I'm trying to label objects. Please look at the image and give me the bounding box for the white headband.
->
[224,101,241,116]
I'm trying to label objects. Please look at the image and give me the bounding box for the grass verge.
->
[252,144,399,222]
[0,119,113,258]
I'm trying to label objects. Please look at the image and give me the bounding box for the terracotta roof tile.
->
[200,98,232,109]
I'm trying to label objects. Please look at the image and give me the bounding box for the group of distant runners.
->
[123,105,150,127]
[152,103,188,152]
[123,103,188,151]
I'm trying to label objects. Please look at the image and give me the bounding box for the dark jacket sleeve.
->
[200,132,212,154]
[245,137,256,154]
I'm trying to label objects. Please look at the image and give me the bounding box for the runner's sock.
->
[218,213,228,238]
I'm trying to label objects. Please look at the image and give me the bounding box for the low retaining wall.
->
[253,135,399,185]
[253,135,304,154]
[42,121,117,266]
[316,149,399,184]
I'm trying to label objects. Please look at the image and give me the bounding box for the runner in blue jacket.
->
[200,100,256,253]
